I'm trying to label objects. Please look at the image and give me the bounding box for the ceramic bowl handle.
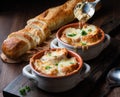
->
[22,65,37,81]
[103,34,111,49]
[80,63,91,79]
[50,38,60,48]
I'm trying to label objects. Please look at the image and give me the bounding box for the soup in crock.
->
[60,23,103,47]
[32,48,81,76]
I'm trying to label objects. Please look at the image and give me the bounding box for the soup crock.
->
[50,22,110,60]
[22,48,90,92]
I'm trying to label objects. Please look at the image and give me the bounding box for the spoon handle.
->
[97,83,114,97]
[90,83,112,97]
[92,0,101,7]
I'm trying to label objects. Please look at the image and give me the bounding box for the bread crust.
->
[2,37,28,59]
[2,0,93,59]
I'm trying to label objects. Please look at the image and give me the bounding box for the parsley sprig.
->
[81,30,87,36]
[45,66,52,70]
[19,86,31,96]
[67,33,77,37]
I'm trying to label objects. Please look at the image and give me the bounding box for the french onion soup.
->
[60,23,104,49]
[30,48,83,77]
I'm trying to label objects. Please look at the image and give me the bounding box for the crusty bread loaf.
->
[2,0,92,59]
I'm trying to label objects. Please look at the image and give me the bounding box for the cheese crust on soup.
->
[60,24,103,47]
[34,48,79,76]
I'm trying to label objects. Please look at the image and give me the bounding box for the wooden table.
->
[0,0,120,97]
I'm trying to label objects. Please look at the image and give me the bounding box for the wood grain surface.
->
[0,0,120,97]
[2,38,120,97]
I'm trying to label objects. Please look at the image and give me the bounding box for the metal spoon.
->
[107,67,120,87]
[99,67,120,97]
[74,0,100,21]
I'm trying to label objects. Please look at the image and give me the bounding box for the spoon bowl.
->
[107,67,120,86]
[98,67,120,97]
[82,2,95,18]
[74,0,100,21]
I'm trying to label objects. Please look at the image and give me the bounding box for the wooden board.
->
[3,38,120,97]
[2,0,120,97]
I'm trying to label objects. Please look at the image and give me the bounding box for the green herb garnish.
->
[81,42,87,46]
[81,30,87,36]
[25,86,31,92]
[19,86,31,96]
[48,52,51,56]
[88,29,92,32]
[67,33,77,37]
[45,66,52,70]
[19,88,26,96]
[55,63,58,66]
[70,62,74,64]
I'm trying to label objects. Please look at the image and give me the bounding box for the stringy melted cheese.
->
[34,48,78,76]
[74,2,90,22]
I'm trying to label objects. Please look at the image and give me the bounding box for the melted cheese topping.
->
[60,24,102,47]
[34,48,78,76]
[74,2,90,22]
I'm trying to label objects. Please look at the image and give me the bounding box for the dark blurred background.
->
[0,0,67,12]
[0,0,118,12]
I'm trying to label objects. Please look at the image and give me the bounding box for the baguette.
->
[2,0,91,60]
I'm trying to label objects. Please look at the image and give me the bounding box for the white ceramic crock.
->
[50,34,110,61]
[51,22,111,61]
[22,48,90,93]
[23,63,90,93]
